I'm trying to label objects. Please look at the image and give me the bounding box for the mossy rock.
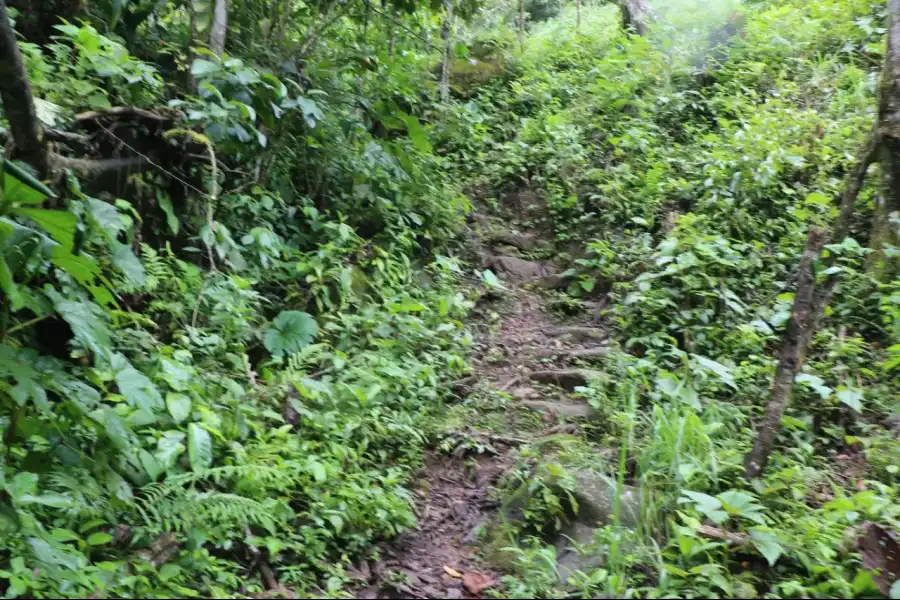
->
[451,57,506,90]
[494,466,641,582]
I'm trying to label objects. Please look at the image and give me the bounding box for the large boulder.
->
[491,255,554,281]
[498,466,641,583]
[556,471,641,582]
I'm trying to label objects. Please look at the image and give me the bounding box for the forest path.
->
[356,208,612,599]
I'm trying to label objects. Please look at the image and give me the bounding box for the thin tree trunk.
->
[620,0,651,36]
[440,0,453,102]
[576,0,582,31]
[871,0,900,277]
[744,227,827,478]
[210,0,228,56]
[276,0,289,42]
[388,4,398,57]
[518,0,525,50]
[744,0,900,479]
[0,0,47,177]
[187,0,198,91]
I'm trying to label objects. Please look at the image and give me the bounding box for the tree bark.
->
[871,0,900,277]
[210,0,228,56]
[744,227,827,478]
[620,0,651,36]
[0,0,48,177]
[439,0,453,103]
[388,6,398,57]
[576,0,582,31]
[518,0,525,50]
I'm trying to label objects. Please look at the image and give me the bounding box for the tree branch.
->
[75,106,170,123]
[0,0,48,176]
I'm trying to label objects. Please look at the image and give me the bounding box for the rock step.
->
[521,399,596,420]
[535,346,610,360]
[528,369,601,392]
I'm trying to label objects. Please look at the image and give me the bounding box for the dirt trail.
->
[356,212,610,599]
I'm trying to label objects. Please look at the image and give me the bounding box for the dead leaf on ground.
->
[443,565,463,578]
[462,572,495,596]
[857,521,900,596]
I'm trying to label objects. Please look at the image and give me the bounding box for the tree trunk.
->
[210,0,228,56]
[744,227,827,478]
[620,0,651,36]
[577,0,582,31]
[388,6,398,57]
[276,0,289,42]
[439,0,453,102]
[744,0,900,478]
[0,0,48,177]
[6,0,84,45]
[187,0,199,91]
[871,0,900,277]
[518,0,525,50]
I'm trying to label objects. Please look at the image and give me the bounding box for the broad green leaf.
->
[307,460,326,483]
[156,191,179,235]
[166,393,192,423]
[28,537,83,570]
[749,529,783,566]
[7,472,38,501]
[188,423,213,470]
[836,387,863,412]
[155,431,186,470]
[0,258,23,311]
[86,532,113,546]
[263,310,318,357]
[329,514,344,533]
[51,246,101,285]
[694,355,736,388]
[52,297,112,362]
[105,470,134,502]
[159,358,193,391]
[656,374,681,397]
[112,353,163,412]
[14,208,76,249]
[91,406,135,451]
[111,241,147,286]
[159,563,182,581]
[86,198,125,233]
[34,98,63,127]
[52,377,102,413]
[139,449,163,481]
[3,160,53,204]
[11,377,50,415]
[399,113,432,153]
[191,58,221,76]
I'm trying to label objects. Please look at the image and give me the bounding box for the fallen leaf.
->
[462,572,494,595]
[443,565,462,578]
[857,521,900,596]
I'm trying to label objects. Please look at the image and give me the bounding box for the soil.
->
[355,207,611,599]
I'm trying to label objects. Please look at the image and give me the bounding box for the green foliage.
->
[452,0,900,597]
[2,0,899,596]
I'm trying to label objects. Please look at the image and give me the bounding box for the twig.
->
[448,429,530,445]
[696,525,750,546]
[75,106,170,122]
[6,313,51,336]
[190,278,208,329]
[44,129,92,144]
